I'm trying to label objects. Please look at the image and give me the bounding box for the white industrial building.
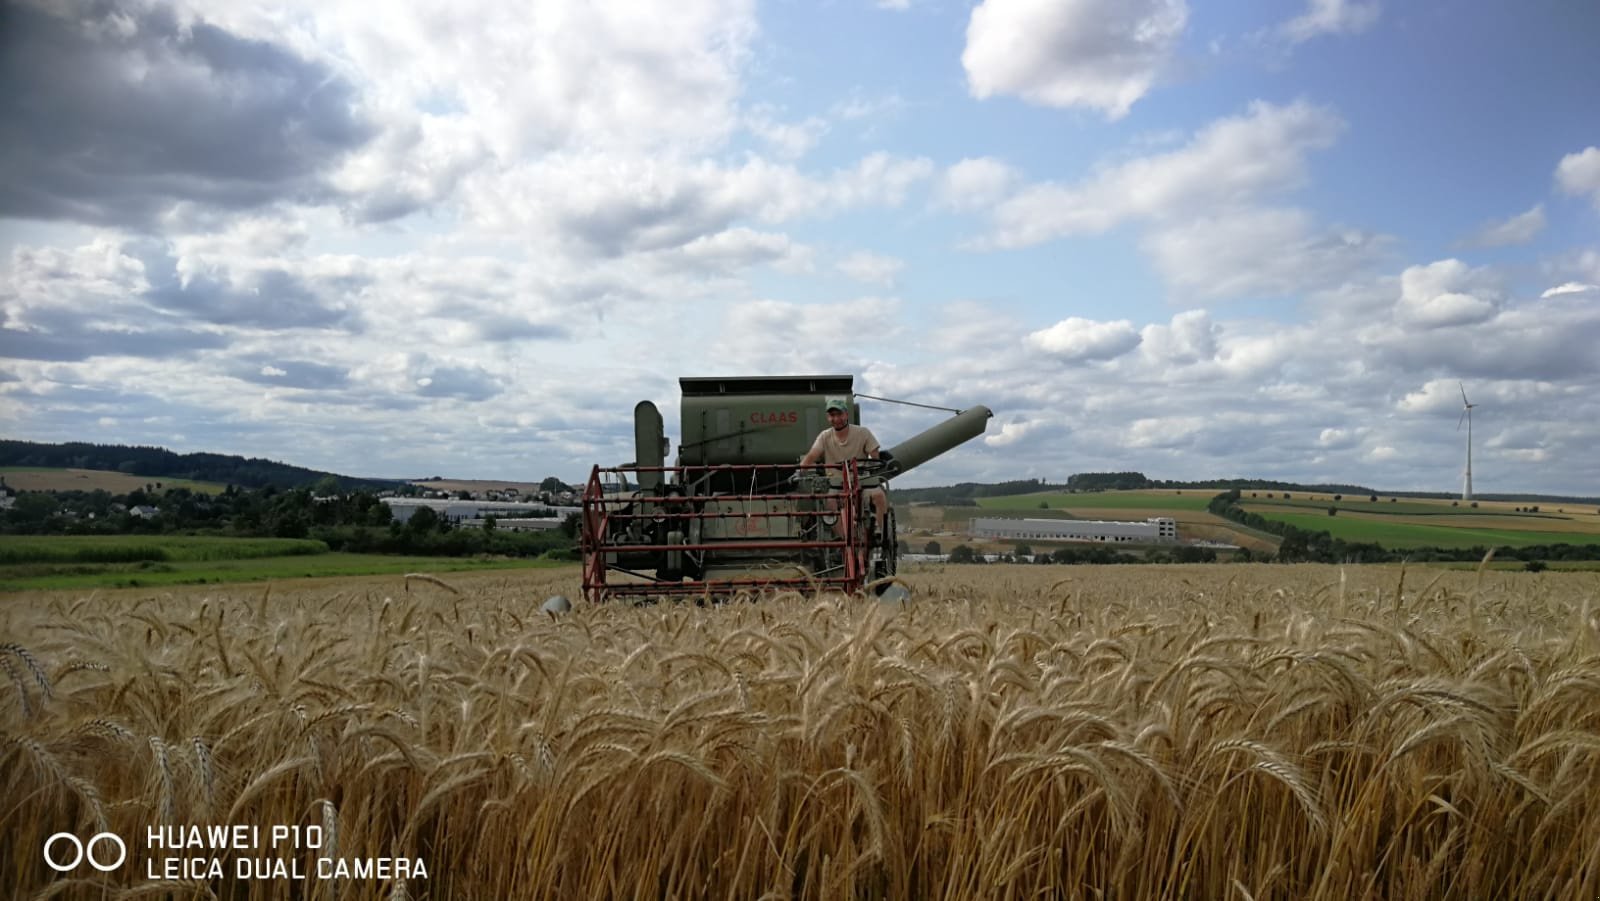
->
[383,498,578,529]
[972,516,1178,544]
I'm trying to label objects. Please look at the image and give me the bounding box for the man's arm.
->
[799,431,826,467]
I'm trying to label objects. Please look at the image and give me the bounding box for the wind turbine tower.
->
[1457,382,1476,501]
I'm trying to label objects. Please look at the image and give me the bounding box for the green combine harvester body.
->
[581,375,991,601]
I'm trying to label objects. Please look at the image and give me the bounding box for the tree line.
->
[1,480,574,559]
[1,440,396,491]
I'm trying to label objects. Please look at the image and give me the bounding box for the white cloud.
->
[1556,146,1600,209]
[981,100,1343,248]
[985,419,1036,448]
[1541,282,1597,298]
[1126,416,1203,449]
[831,90,907,123]
[1026,317,1141,362]
[675,228,812,274]
[1462,204,1546,247]
[1139,310,1217,365]
[260,365,287,378]
[1396,259,1498,328]
[1317,427,1366,449]
[1396,379,1471,415]
[934,158,1023,211]
[744,107,829,160]
[465,152,933,254]
[962,0,1187,118]
[1144,207,1386,299]
[708,297,904,371]
[1277,0,1381,44]
[836,252,905,286]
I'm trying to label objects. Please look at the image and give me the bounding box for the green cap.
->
[825,397,849,412]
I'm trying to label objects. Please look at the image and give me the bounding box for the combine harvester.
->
[580,375,990,602]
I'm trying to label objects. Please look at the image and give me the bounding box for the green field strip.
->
[1255,512,1600,549]
[976,491,1215,512]
[1239,499,1578,521]
[0,535,329,564]
[0,466,231,494]
[0,553,558,592]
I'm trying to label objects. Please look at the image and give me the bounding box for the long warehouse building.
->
[972,516,1178,543]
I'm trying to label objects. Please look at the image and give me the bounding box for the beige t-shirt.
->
[810,425,879,466]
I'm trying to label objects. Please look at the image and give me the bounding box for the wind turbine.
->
[1457,382,1476,500]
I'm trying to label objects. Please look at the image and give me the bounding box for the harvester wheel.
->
[870,508,897,581]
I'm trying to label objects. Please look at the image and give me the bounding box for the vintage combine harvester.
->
[580,375,991,602]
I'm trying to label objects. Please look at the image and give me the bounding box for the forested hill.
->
[0,440,398,491]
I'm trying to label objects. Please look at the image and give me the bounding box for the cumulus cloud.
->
[1139,310,1218,365]
[836,252,905,286]
[0,237,225,361]
[232,358,350,390]
[1461,204,1546,248]
[1026,317,1142,362]
[1395,260,1498,328]
[744,108,829,160]
[1144,207,1387,299]
[934,158,1023,212]
[673,228,813,274]
[1541,282,1596,298]
[1556,146,1600,210]
[264,0,757,161]
[1375,284,1600,384]
[0,0,372,226]
[963,0,1187,118]
[979,100,1343,248]
[1276,0,1381,44]
[1126,416,1204,449]
[984,420,1037,448]
[470,152,933,256]
[1397,379,1475,416]
[708,297,904,371]
[1317,427,1365,449]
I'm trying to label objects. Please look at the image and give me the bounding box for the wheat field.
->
[4,564,1599,899]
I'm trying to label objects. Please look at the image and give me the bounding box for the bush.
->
[1524,560,1548,573]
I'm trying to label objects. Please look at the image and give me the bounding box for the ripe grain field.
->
[4,564,1599,899]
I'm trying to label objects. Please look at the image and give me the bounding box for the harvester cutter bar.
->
[581,460,867,602]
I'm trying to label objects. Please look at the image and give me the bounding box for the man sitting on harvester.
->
[798,396,888,539]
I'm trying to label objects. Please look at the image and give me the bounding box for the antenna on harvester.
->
[1456,382,1476,501]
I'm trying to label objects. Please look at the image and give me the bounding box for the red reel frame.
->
[581,461,869,603]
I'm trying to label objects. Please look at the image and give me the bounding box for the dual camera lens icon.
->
[43,832,127,873]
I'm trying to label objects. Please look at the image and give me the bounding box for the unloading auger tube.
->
[578,376,992,603]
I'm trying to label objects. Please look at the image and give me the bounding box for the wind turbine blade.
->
[1459,381,1469,405]
[1457,408,1466,431]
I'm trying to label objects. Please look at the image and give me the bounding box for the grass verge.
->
[0,551,561,591]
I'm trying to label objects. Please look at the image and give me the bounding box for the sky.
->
[2,0,1599,494]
